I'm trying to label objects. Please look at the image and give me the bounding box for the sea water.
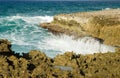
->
[0,1,119,57]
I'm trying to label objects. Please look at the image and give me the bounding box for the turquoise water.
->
[0,1,120,57]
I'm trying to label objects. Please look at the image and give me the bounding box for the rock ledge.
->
[41,9,120,47]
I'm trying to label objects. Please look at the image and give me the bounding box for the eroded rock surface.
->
[0,40,74,78]
[0,39,11,53]
[0,39,120,78]
[54,51,120,78]
[40,9,120,47]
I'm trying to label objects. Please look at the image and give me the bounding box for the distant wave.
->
[0,15,53,25]
[104,8,111,10]
[103,8,120,10]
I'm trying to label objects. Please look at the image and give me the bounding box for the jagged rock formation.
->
[0,39,73,78]
[0,39,120,78]
[40,9,120,47]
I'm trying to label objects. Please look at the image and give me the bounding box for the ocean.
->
[0,1,120,57]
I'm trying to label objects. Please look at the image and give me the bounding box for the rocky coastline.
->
[40,9,120,47]
[0,9,120,78]
[0,39,120,78]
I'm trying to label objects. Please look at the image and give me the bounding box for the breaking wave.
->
[0,15,115,57]
[0,15,53,53]
[0,15,53,24]
[42,35,115,55]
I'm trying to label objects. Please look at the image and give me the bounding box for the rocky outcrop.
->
[0,39,12,53]
[0,39,76,78]
[40,9,120,47]
[0,39,120,78]
[54,51,120,78]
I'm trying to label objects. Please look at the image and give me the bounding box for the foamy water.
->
[42,35,115,55]
[0,15,115,57]
[2,15,53,24]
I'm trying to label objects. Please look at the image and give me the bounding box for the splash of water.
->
[41,35,115,55]
[0,15,115,57]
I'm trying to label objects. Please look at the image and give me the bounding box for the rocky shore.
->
[40,9,120,47]
[0,9,120,78]
[0,39,120,78]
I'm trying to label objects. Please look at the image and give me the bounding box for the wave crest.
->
[0,15,53,25]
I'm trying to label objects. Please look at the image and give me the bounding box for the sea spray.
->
[0,15,116,57]
[42,35,115,55]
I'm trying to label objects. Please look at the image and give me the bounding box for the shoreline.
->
[40,9,120,47]
[0,9,120,77]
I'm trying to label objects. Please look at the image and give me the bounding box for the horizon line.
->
[0,0,120,1]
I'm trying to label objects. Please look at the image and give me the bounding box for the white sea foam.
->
[0,15,116,57]
[104,8,111,10]
[5,15,53,24]
[41,35,115,55]
[0,15,53,46]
